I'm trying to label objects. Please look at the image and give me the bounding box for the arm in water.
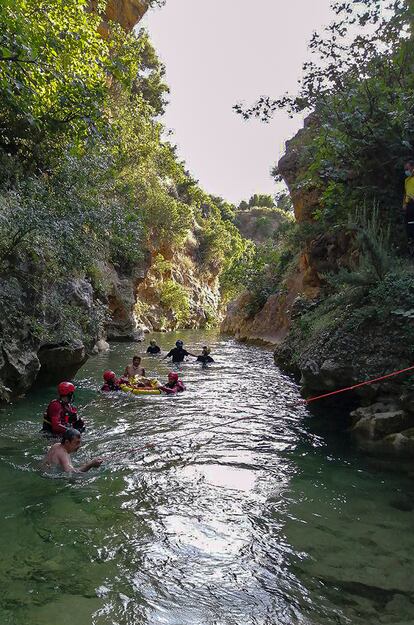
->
[42,429,103,474]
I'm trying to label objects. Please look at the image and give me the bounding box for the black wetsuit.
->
[147,345,161,354]
[166,347,189,363]
[196,355,214,365]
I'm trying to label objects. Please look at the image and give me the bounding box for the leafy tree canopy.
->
[236,0,414,228]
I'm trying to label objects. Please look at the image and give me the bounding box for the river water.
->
[0,330,413,625]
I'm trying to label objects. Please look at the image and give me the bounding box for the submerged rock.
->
[92,339,110,354]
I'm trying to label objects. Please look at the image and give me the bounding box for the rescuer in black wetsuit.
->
[146,339,161,355]
[163,340,196,363]
[196,346,215,365]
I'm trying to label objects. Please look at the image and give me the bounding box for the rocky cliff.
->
[223,118,414,459]
[0,0,224,403]
[0,256,104,400]
[0,218,224,402]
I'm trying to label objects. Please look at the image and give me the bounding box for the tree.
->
[0,0,109,168]
[235,1,414,228]
[238,194,275,209]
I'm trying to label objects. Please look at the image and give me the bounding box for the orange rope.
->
[303,364,414,404]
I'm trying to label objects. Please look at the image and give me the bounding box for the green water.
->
[0,330,414,625]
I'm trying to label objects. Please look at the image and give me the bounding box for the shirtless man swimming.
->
[42,428,103,473]
[124,356,146,379]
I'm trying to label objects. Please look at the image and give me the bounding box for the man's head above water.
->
[132,356,141,366]
[61,428,81,453]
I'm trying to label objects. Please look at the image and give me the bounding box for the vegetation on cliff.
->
[0,0,246,398]
[230,0,414,394]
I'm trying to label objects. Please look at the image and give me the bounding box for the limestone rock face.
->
[222,271,304,344]
[278,114,320,223]
[89,0,149,36]
[89,0,149,37]
[134,249,220,333]
[0,272,102,401]
[100,261,147,342]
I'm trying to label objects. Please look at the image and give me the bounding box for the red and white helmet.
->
[168,372,179,382]
[103,370,116,383]
[57,381,75,397]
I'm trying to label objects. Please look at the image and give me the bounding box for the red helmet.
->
[57,381,75,396]
[103,370,116,382]
[168,372,179,382]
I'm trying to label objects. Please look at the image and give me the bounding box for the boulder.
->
[0,339,40,401]
[351,410,410,439]
[92,339,110,354]
[36,341,87,384]
[400,392,414,415]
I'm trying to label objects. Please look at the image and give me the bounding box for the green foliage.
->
[0,0,108,170]
[131,30,169,116]
[238,1,414,232]
[0,149,143,273]
[274,191,293,213]
[238,194,275,210]
[0,0,255,346]
[152,253,172,276]
[220,207,297,305]
[209,195,237,222]
[158,280,190,325]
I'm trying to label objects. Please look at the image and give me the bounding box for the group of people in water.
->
[41,339,214,473]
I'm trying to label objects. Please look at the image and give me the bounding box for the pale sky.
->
[141,0,334,204]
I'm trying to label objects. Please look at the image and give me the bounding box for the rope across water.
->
[302,364,414,404]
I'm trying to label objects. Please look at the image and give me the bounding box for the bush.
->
[159,280,190,325]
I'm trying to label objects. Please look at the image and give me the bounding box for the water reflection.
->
[0,331,413,625]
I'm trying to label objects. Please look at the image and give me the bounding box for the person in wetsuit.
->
[101,370,122,392]
[163,340,196,363]
[159,372,185,394]
[146,339,161,355]
[42,382,85,435]
[42,428,103,473]
[196,346,214,365]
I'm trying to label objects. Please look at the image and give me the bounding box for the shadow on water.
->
[0,330,413,625]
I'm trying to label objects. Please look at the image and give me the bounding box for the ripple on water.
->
[0,331,413,625]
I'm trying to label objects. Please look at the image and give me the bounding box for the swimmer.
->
[101,370,122,392]
[196,346,214,365]
[124,356,146,379]
[146,339,161,355]
[42,428,103,473]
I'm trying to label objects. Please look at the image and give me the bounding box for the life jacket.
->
[42,399,84,433]
[162,380,185,394]
[101,379,121,392]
